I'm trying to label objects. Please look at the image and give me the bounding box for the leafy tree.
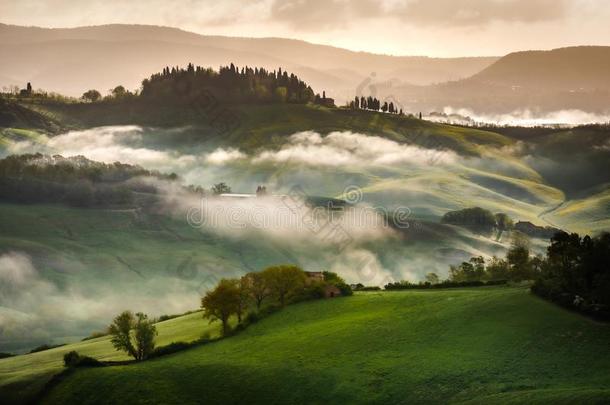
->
[211,182,231,195]
[425,272,440,284]
[247,271,270,310]
[134,313,158,361]
[110,85,127,98]
[81,89,101,102]
[201,279,240,335]
[507,232,533,281]
[108,311,157,361]
[236,276,251,323]
[263,265,306,306]
[532,232,610,317]
[441,207,497,235]
[485,256,509,280]
[109,311,137,359]
[494,212,514,240]
[449,257,486,282]
[274,86,288,102]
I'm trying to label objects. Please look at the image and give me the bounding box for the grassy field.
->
[22,101,511,155]
[32,287,610,404]
[545,187,610,235]
[0,311,230,404]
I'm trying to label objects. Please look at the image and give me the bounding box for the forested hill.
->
[0,154,177,207]
[140,64,317,104]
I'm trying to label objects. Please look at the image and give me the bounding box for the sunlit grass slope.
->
[24,102,512,155]
[43,287,610,404]
[546,187,610,234]
[0,311,226,404]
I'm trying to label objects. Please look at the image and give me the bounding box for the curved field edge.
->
[40,287,610,404]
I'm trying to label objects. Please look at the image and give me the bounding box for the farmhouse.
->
[315,91,335,108]
[305,271,342,298]
[305,271,324,283]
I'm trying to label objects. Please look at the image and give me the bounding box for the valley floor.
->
[23,287,610,404]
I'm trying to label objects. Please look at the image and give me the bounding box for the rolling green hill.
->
[0,311,227,404]
[35,287,610,404]
[1,100,608,393]
[16,101,510,155]
[0,102,569,225]
[0,201,518,353]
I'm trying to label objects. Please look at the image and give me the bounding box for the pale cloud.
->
[205,148,246,165]
[0,0,608,56]
[429,107,610,126]
[253,131,457,167]
[270,0,567,30]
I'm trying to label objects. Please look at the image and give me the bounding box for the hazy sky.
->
[1,0,609,56]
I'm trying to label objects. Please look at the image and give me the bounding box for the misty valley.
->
[1,13,610,405]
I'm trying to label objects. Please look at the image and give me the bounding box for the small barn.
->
[324,284,342,298]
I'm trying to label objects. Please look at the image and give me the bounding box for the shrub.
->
[63,351,104,368]
[63,351,80,367]
[262,304,282,316]
[335,282,353,296]
[358,286,381,291]
[29,343,65,354]
[294,285,325,301]
[149,342,192,358]
[245,311,261,324]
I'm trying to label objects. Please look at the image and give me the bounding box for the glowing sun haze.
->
[1,0,609,57]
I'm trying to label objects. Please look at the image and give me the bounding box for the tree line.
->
[532,231,610,320]
[138,63,315,105]
[386,230,610,320]
[441,206,514,238]
[0,154,175,207]
[63,265,352,366]
[386,231,535,290]
[349,96,403,115]
[201,265,352,335]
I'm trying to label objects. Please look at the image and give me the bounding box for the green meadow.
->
[0,311,228,404]
[30,287,610,404]
[1,101,610,404]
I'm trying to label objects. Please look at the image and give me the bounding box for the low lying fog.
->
[426,107,610,127]
[1,125,519,351]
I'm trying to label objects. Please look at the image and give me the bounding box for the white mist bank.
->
[0,251,200,352]
[1,127,524,349]
[427,107,610,127]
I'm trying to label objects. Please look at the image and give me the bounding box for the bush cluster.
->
[63,351,104,368]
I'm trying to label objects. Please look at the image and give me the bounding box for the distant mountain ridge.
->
[468,46,610,91]
[387,46,610,115]
[0,23,497,102]
[1,24,608,115]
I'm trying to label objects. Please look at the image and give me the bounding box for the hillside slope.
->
[469,46,610,91]
[390,46,610,114]
[0,311,221,404]
[40,288,610,404]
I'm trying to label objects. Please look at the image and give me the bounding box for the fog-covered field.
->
[0,123,606,352]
